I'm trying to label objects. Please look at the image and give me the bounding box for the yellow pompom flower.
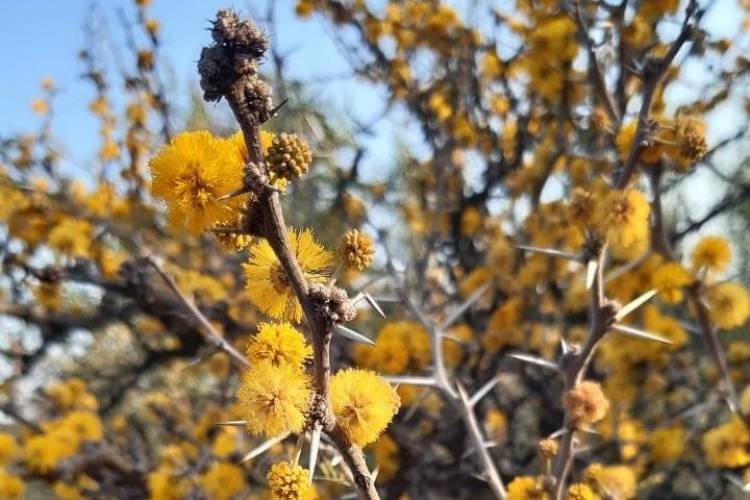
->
[0,434,18,465]
[246,322,312,369]
[691,236,731,273]
[243,228,333,323]
[199,462,245,500]
[237,362,311,437]
[48,218,92,258]
[149,131,244,234]
[330,369,400,447]
[706,282,750,330]
[267,461,315,500]
[652,262,692,304]
[599,189,650,259]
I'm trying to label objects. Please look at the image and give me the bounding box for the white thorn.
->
[469,375,501,407]
[440,282,491,330]
[585,260,598,289]
[382,375,437,386]
[610,324,673,345]
[514,244,579,261]
[364,292,387,318]
[215,420,247,427]
[240,433,289,463]
[507,352,561,372]
[615,289,657,321]
[308,425,322,485]
[334,325,375,345]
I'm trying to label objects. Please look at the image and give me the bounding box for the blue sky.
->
[0,0,747,232]
[0,0,400,180]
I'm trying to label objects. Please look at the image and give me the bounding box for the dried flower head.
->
[340,229,375,271]
[266,461,315,500]
[674,113,707,163]
[564,381,609,428]
[237,362,311,437]
[330,368,400,446]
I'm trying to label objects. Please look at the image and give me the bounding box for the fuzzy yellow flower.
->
[246,322,312,369]
[149,131,244,234]
[199,462,245,500]
[691,236,731,273]
[243,228,333,323]
[652,262,692,304]
[267,461,315,500]
[706,282,750,330]
[0,434,18,465]
[237,362,311,437]
[330,369,400,447]
[599,188,650,259]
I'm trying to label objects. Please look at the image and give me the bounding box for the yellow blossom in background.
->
[31,98,48,115]
[243,228,333,323]
[652,262,692,304]
[149,131,244,234]
[267,461,315,500]
[246,322,312,369]
[372,434,399,482]
[0,469,24,500]
[199,462,245,500]
[691,236,731,273]
[237,362,311,437]
[506,476,548,500]
[48,218,93,258]
[706,282,750,330]
[330,368,400,446]
[650,425,685,464]
[599,188,650,259]
[702,416,750,468]
[567,483,597,500]
[584,463,636,499]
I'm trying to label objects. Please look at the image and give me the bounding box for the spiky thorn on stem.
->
[197,9,378,499]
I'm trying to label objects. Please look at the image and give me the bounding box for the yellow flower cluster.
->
[267,461,316,500]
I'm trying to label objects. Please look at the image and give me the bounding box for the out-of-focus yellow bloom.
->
[691,236,731,273]
[702,416,750,468]
[652,262,692,304]
[199,462,245,500]
[706,282,750,330]
[650,425,685,464]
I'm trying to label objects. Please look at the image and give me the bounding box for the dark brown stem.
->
[219,35,378,500]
